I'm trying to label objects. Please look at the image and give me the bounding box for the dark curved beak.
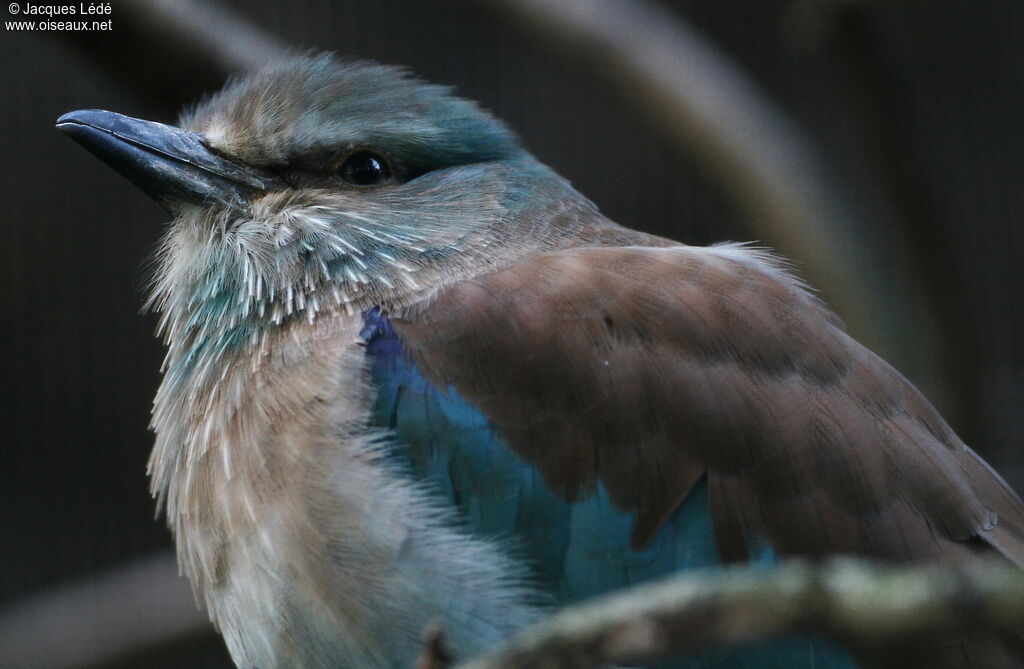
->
[56,109,275,211]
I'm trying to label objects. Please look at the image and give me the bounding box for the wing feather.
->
[394,244,1024,568]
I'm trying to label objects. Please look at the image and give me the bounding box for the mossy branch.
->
[440,558,1024,669]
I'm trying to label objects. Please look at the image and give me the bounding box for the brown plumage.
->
[395,233,1024,668]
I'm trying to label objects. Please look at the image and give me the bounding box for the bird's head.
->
[58,54,592,354]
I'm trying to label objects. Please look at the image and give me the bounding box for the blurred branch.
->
[456,558,1024,669]
[0,551,212,669]
[53,0,289,111]
[469,0,941,391]
[787,0,980,446]
[9,555,1024,669]
[114,0,289,73]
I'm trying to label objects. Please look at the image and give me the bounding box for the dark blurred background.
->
[1,1,1022,666]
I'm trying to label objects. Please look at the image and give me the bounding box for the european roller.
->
[57,55,1024,669]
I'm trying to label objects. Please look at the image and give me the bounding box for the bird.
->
[56,54,1024,669]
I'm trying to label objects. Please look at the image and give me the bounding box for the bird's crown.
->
[183,54,522,175]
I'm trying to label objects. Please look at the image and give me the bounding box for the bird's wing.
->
[387,243,1024,568]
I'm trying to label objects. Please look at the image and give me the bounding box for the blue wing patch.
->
[362,308,858,669]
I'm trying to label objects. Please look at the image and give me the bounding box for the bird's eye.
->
[337,150,392,186]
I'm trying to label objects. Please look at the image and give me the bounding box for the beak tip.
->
[56,109,112,139]
[56,111,81,136]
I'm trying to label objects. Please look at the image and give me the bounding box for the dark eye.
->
[338,150,391,186]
